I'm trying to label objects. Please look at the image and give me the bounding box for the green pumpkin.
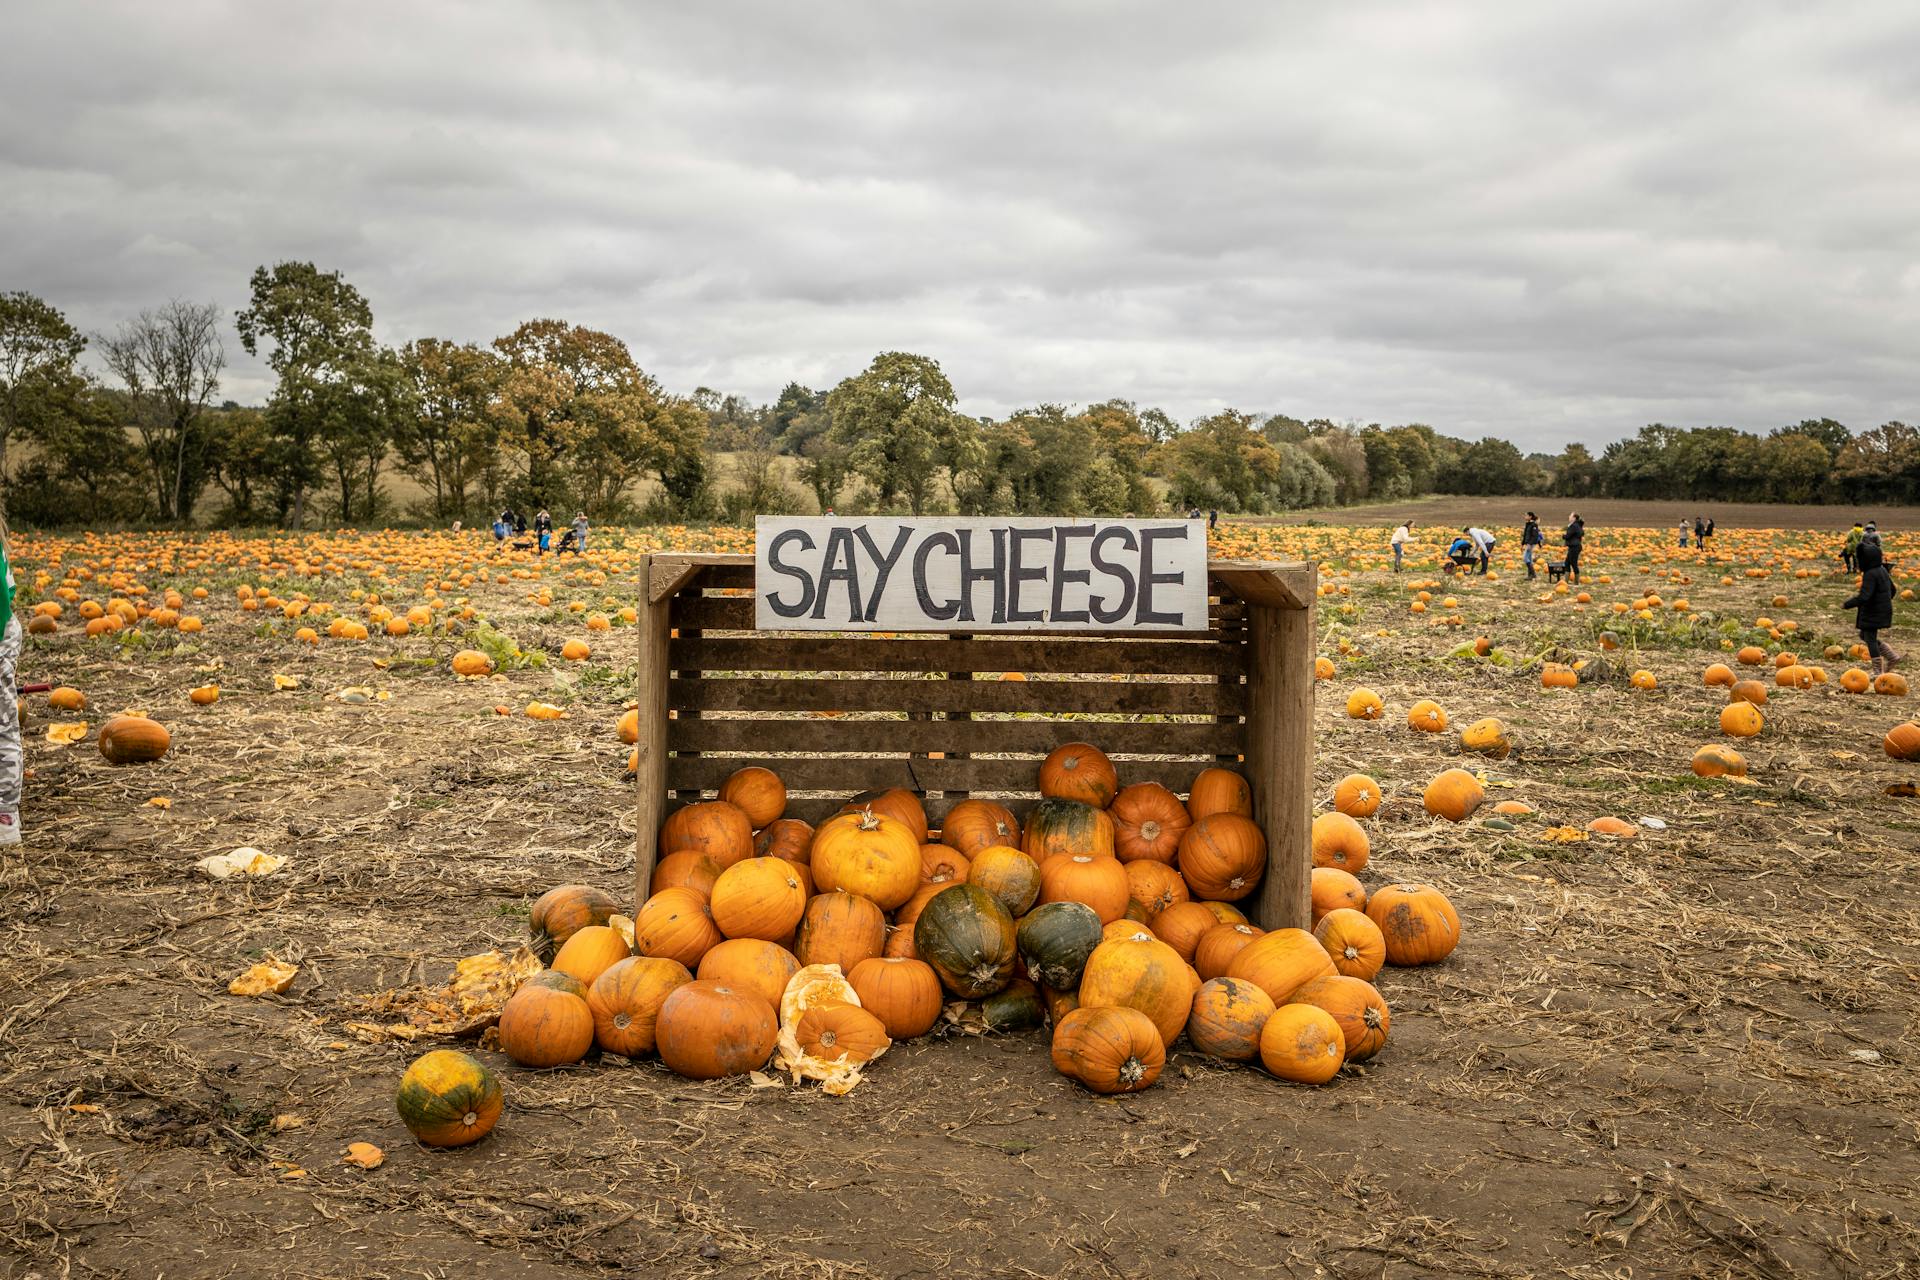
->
[1016,901,1103,990]
[913,884,1017,998]
[395,1049,503,1148]
[980,978,1045,1032]
[1021,798,1116,860]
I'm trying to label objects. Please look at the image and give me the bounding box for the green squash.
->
[395,1049,503,1148]
[1016,901,1103,991]
[913,884,1017,998]
[980,978,1045,1032]
[1022,798,1116,860]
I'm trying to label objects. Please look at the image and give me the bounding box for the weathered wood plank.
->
[668,676,1241,716]
[672,635,1245,677]
[632,559,674,912]
[1249,602,1314,930]
[665,755,1215,796]
[666,717,1246,756]
[669,594,1248,633]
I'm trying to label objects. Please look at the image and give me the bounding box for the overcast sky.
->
[3,2,1916,450]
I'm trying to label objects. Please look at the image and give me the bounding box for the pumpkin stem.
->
[1117,1056,1144,1085]
[856,806,883,832]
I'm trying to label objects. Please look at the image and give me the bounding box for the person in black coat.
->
[1843,540,1900,674]
[1521,512,1544,579]
[1562,514,1586,583]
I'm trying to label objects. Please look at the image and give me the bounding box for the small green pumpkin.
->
[395,1049,503,1148]
[981,978,1046,1032]
[913,884,1017,998]
[1022,798,1117,860]
[1016,901,1103,990]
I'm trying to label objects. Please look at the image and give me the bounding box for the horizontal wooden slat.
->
[672,636,1244,677]
[669,676,1240,716]
[669,595,1247,633]
[667,718,1246,756]
[665,755,1217,796]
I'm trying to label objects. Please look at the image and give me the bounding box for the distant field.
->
[1236,495,1919,532]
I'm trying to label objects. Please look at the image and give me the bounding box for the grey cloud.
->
[2,0,1917,449]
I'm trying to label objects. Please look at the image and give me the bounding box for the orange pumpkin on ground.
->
[1039,854,1132,924]
[1193,923,1265,981]
[1122,859,1189,919]
[529,884,620,960]
[938,799,1021,857]
[754,818,814,863]
[697,938,801,1010]
[1691,745,1747,778]
[1720,701,1764,738]
[587,956,692,1057]
[1728,679,1769,707]
[651,850,725,900]
[48,686,86,711]
[1345,687,1386,720]
[1422,769,1484,822]
[1177,813,1267,900]
[847,956,943,1039]
[1292,975,1390,1062]
[1406,698,1449,733]
[708,857,808,941]
[794,892,887,973]
[1883,722,1920,762]
[1109,782,1191,863]
[1313,908,1386,981]
[920,843,970,883]
[654,981,779,1079]
[1330,774,1381,818]
[497,983,595,1068]
[1076,932,1192,1047]
[1225,928,1337,1005]
[634,888,724,969]
[719,766,786,829]
[1876,672,1910,696]
[1259,1003,1345,1084]
[841,788,929,843]
[1186,977,1275,1062]
[1038,742,1118,807]
[1310,811,1370,873]
[394,1050,501,1147]
[1839,668,1872,694]
[550,925,632,988]
[98,715,171,764]
[793,1001,892,1065]
[1310,867,1367,923]
[1366,884,1461,966]
[1187,767,1252,820]
[1151,901,1223,962]
[1050,1006,1166,1094]
[811,808,922,911]
[658,801,754,867]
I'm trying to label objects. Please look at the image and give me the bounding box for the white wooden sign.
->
[754,517,1209,632]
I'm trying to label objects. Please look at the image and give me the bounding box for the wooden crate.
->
[634,553,1318,929]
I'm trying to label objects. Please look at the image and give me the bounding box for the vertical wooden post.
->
[633,555,672,914]
[1250,598,1314,930]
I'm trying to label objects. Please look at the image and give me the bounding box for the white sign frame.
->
[753,517,1209,633]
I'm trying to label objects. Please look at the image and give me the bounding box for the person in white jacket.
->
[1390,521,1413,573]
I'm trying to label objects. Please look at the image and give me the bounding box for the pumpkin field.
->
[3,504,1919,1279]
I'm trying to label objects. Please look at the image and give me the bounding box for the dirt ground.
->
[2,524,1918,1279]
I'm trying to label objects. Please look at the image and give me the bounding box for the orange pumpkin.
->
[968,845,1043,916]
[1690,745,1747,778]
[658,801,753,867]
[939,799,1021,857]
[654,981,779,1079]
[794,892,887,973]
[529,883,619,960]
[1728,679,1769,706]
[1839,668,1872,694]
[1720,701,1764,738]
[1225,928,1336,1005]
[650,850,724,900]
[841,788,929,843]
[1187,767,1252,820]
[811,808,922,910]
[1875,672,1910,696]
[1345,687,1386,719]
[1406,698,1449,732]
[1883,722,1920,762]
[1176,813,1266,900]
[719,766,786,829]
[1076,931,1191,1047]
[1310,867,1368,923]
[1292,975,1390,1062]
[550,924,631,988]
[1150,901,1223,962]
[1050,1005,1165,1094]
[697,938,801,1009]
[707,857,808,941]
[451,649,495,677]
[633,887,724,969]
[1038,741,1118,807]
[1022,799,1117,860]
[1258,1003,1345,1084]
[1702,663,1735,687]
[587,956,692,1057]
[793,1002,891,1064]
[847,956,943,1039]
[1422,768,1484,822]
[1312,908,1385,981]
[48,686,86,711]
[1038,854,1132,924]
[1185,976,1275,1062]
[98,715,170,764]
[919,843,970,884]
[1121,859,1188,919]
[395,1049,501,1147]
[1310,811,1370,873]
[1365,883,1461,966]
[1330,774,1381,818]
[497,982,595,1068]
[1109,782,1191,863]
[1193,922,1264,981]
[754,818,814,864]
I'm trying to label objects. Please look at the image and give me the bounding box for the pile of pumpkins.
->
[396,743,1463,1145]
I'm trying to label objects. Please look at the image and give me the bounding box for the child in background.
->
[0,527,21,845]
[1843,539,1899,675]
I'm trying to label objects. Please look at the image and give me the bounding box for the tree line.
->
[1,272,1914,529]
